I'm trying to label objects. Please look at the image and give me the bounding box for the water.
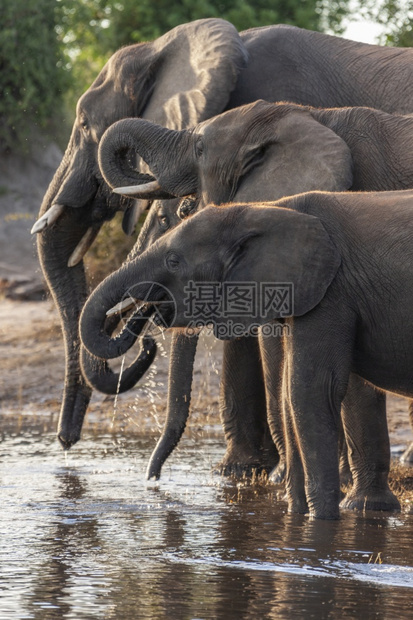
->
[1,430,412,619]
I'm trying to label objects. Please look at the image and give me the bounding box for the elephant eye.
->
[165,252,180,272]
[195,137,204,158]
[158,212,169,229]
[79,117,89,133]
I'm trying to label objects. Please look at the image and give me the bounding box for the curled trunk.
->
[98,119,197,197]
[80,337,157,394]
[82,298,156,360]
[80,309,157,393]
[80,254,162,360]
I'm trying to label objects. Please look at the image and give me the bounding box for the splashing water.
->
[111,355,126,429]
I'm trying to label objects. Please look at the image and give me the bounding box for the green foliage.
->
[99,0,330,47]
[379,1,413,46]
[0,0,70,153]
[349,0,413,46]
[55,0,113,111]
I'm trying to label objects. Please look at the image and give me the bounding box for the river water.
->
[1,429,412,619]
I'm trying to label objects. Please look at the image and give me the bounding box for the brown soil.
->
[1,297,413,509]
[0,298,224,435]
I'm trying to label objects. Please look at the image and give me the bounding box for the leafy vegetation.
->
[0,0,70,152]
[1,0,412,153]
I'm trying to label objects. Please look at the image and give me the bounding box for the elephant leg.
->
[282,358,308,513]
[283,315,355,519]
[340,374,400,512]
[287,380,342,519]
[338,419,352,488]
[258,332,286,484]
[400,400,413,464]
[259,327,350,490]
[218,336,278,477]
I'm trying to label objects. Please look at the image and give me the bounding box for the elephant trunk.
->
[98,118,197,197]
[80,305,157,393]
[38,135,161,449]
[80,254,165,360]
[37,202,93,449]
[146,331,198,480]
[80,337,157,394]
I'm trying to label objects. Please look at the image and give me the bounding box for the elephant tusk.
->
[67,227,99,267]
[106,297,137,316]
[31,203,65,234]
[113,181,161,197]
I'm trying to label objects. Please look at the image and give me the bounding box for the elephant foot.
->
[287,494,308,515]
[340,487,401,512]
[287,492,339,519]
[400,441,413,464]
[217,444,278,479]
[268,460,286,484]
[308,506,340,520]
[216,461,272,479]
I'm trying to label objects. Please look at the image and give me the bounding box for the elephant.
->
[101,101,413,207]
[33,18,248,448]
[32,19,413,468]
[79,189,413,519]
[94,99,413,488]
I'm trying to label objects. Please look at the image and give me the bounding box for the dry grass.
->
[84,212,143,286]
[389,462,413,510]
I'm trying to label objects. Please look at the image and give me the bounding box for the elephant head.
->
[80,201,341,353]
[34,18,247,448]
[98,100,354,209]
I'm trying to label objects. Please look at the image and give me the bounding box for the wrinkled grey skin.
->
[80,191,413,519]
[96,100,413,486]
[36,20,413,464]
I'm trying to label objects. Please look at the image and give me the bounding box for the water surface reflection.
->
[1,431,412,618]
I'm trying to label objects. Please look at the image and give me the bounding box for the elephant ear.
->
[220,203,341,326]
[131,19,248,129]
[235,105,354,202]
